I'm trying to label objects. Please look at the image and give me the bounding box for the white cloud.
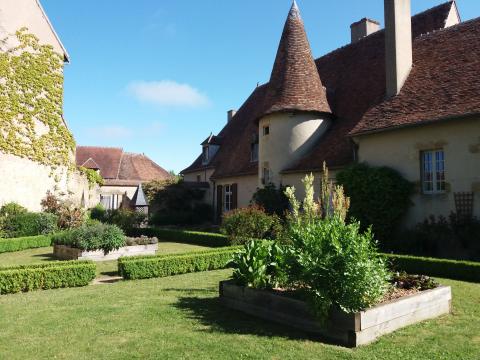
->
[127,80,210,107]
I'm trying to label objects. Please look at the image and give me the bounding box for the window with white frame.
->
[421,149,446,194]
[224,185,233,212]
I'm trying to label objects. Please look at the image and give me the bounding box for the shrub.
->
[0,235,53,254]
[41,192,86,230]
[40,191,62,215]
[1,212,58,238]
[392,213,480,261]
[118,247,240,280]
[90,204,107,222]
[384,253,480,283]
[231,240,288,289]
[52,223,125,254]
[220,206,282,245]
[336,163,413,243]
[128,228,229,247]
[0,202,27,218]
[251,183,290,216]
[0,261,96,295]
[104,208,146,233]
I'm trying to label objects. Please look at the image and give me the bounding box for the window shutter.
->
[232,183,238,209]
[216,185,223,221]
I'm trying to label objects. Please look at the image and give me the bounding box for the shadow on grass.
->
[32,252,57,261]
[174,296,318,341]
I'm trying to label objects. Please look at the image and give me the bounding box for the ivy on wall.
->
[78,166,104,189]
[0,28,75,170]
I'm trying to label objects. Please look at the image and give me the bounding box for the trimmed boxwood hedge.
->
[385,253,480,283]
[0,235,53,254]
[0,260,96,295]
[118,246,241,280]
[128,227,229,247]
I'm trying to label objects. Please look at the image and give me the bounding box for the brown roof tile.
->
[76,146,171,182]
[261,1,330,118]
[183,1,462,177]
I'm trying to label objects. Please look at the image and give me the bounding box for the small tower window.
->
[263,125,270,136]
[202,146,209,164]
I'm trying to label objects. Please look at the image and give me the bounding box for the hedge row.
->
[385,253,480,283]
[0,260,96,295]
[118,246,240,280]
[128,227,229,247]
[0,235,53,254]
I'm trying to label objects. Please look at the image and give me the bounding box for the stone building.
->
[76,146,171,210]
[0,0,97,211]
[182,0,479,226]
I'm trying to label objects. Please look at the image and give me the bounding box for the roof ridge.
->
[415,15,480,43]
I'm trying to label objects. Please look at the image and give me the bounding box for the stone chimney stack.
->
[384,0,413,98]
[227,109,237,122]
[350,18,380,43]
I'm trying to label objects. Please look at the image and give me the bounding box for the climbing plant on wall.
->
[0,28,75,170]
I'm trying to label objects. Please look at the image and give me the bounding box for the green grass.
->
[0,242,212,277]
[0,269,478,359]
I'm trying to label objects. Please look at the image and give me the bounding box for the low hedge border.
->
[0,235,53,254]
[118,246,241,280]
[385,253,480,283]
[127,228,229,247]
[0,260,96,295]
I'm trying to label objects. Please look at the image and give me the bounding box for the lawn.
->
[0,242,212,276]
[0,269,478,359]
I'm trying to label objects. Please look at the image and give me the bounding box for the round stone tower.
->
[258,1,332,187]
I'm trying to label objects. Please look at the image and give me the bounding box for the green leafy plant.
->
[336,163,413,243]
[220,206,282,245]
[231,240,288,289]
[1,212,58,238]
[78,166,104,188]
[104,208,146,233]
[251,183,290,216]
[128,228,229,247]
[52,223,125,254]
[0,234,53,253]
[90,204,107,222]
[41,192,86,230]
[0,203,27,218]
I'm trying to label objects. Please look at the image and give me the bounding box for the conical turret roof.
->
[261,1,331,117]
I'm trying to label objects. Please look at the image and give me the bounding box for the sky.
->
[41,0,480,173]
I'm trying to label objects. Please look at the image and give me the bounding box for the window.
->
[421,149,445,194]
[263,125,270,136]
[196,175,201,182]
[224,185,233,212]
[262,167,271,185]
[251,142,259,162]
[202,146,209,164]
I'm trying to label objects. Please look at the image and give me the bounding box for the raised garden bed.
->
[54,237,158,261]
[219,280,452,347]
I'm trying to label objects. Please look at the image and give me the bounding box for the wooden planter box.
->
[54,243,158,261]
[219,281,452,347]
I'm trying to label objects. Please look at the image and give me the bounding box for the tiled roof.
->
[261,1,331,118]
[76,146,171,182]
[183,1,464,177]
[131,184,148,207]
[351,17,480,136]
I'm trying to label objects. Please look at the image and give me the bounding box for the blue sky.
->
[41,0,479,173]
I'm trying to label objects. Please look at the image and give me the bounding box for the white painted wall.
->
[259,112,330,187]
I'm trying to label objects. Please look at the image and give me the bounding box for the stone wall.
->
[0,151,99,211]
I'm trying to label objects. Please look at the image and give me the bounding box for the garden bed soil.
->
[219,280,452,347]
[53,243,158,261]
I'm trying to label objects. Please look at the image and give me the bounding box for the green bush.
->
[128,227,229,247]
[251,183,290,216]
[336,163,413,243]
[1,212,58,238]
[52,223,125,254]
[0,202,27,218]
[104,208,146,233]
[90,204,107,222]
[221,206,282,245]
[384,253,480,283]
[0,235,53,254]
[118,247,240,280]
[0,260,96,295]
[231,240,288,289]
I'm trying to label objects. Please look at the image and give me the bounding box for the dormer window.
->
[202,146,209,164]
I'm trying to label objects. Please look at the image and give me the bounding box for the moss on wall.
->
[0,28,75,170]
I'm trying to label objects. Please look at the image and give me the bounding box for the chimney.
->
[384,0,413,98]
[350,18,380,43]
[227,109,237,122]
